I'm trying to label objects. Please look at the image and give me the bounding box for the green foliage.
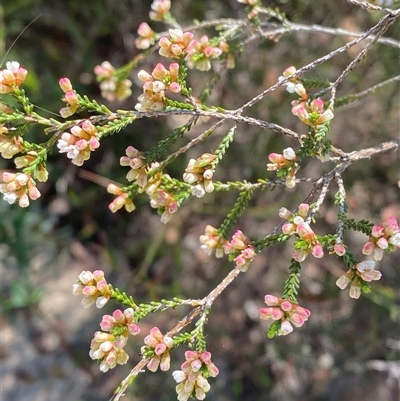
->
[282,259,301,302]
[218,187,254,239]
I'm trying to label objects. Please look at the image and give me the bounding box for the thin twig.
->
[235,13,397,114]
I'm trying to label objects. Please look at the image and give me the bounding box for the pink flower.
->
[355,260,381,282]
[292,98,334,127]
[135,22,156,49]
[333,242,346,256]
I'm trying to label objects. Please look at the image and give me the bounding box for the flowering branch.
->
[1,1,399,400]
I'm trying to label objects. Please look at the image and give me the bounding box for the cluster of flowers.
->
[149,0,171,21]
[57,119,100,166]
[149,186,179,224]
[279,66,334,128]
[90,308,141,372]
[135,26,228,111]
[199,225,228,258]
[0,61,48,207]
[135,0,172,47]
[362,217,400,261]
[94,61,132,102]
[224,230,256,271]
[108,146,178,223]
[267,147,299,188]
[185,35,223,72]
[336,260,381,299]
[72,270,112,308]
[142,327,174,372]
[0,61,27,94]
[106,145,147,213]
[120,145,148,187]
[135,62,182,112]
[172,351,219,401]
[336,217,400,299]
[279,203,324,262]
[0,172,41,207]
[259,294,311,336]
[183,153,216,198]
[199,227,256,271]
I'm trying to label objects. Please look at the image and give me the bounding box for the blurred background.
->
[1,1,399,400]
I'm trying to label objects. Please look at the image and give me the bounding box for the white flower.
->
[278,320,294,336]
[192,184,205,198]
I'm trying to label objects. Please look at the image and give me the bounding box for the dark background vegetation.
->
[1,1,399,401]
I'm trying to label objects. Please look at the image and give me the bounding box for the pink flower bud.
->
[268,153,283,164]
[64,90,78,106]
[297,203,309,218]
[293,249,307,262]
[283,66,296,77]
[383,217,399,236]
[376,237,388,250]
[296,222,315,239]
[371,225,384,238]
[264,294,280,306]
[128,323,141,335]
[280,300,292,311]
[334,243,346,256]
[310,98,324,113]
[312,244,324,258]
[59,78,73,92]
[28,186,41,200]
[138,22,153,37]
